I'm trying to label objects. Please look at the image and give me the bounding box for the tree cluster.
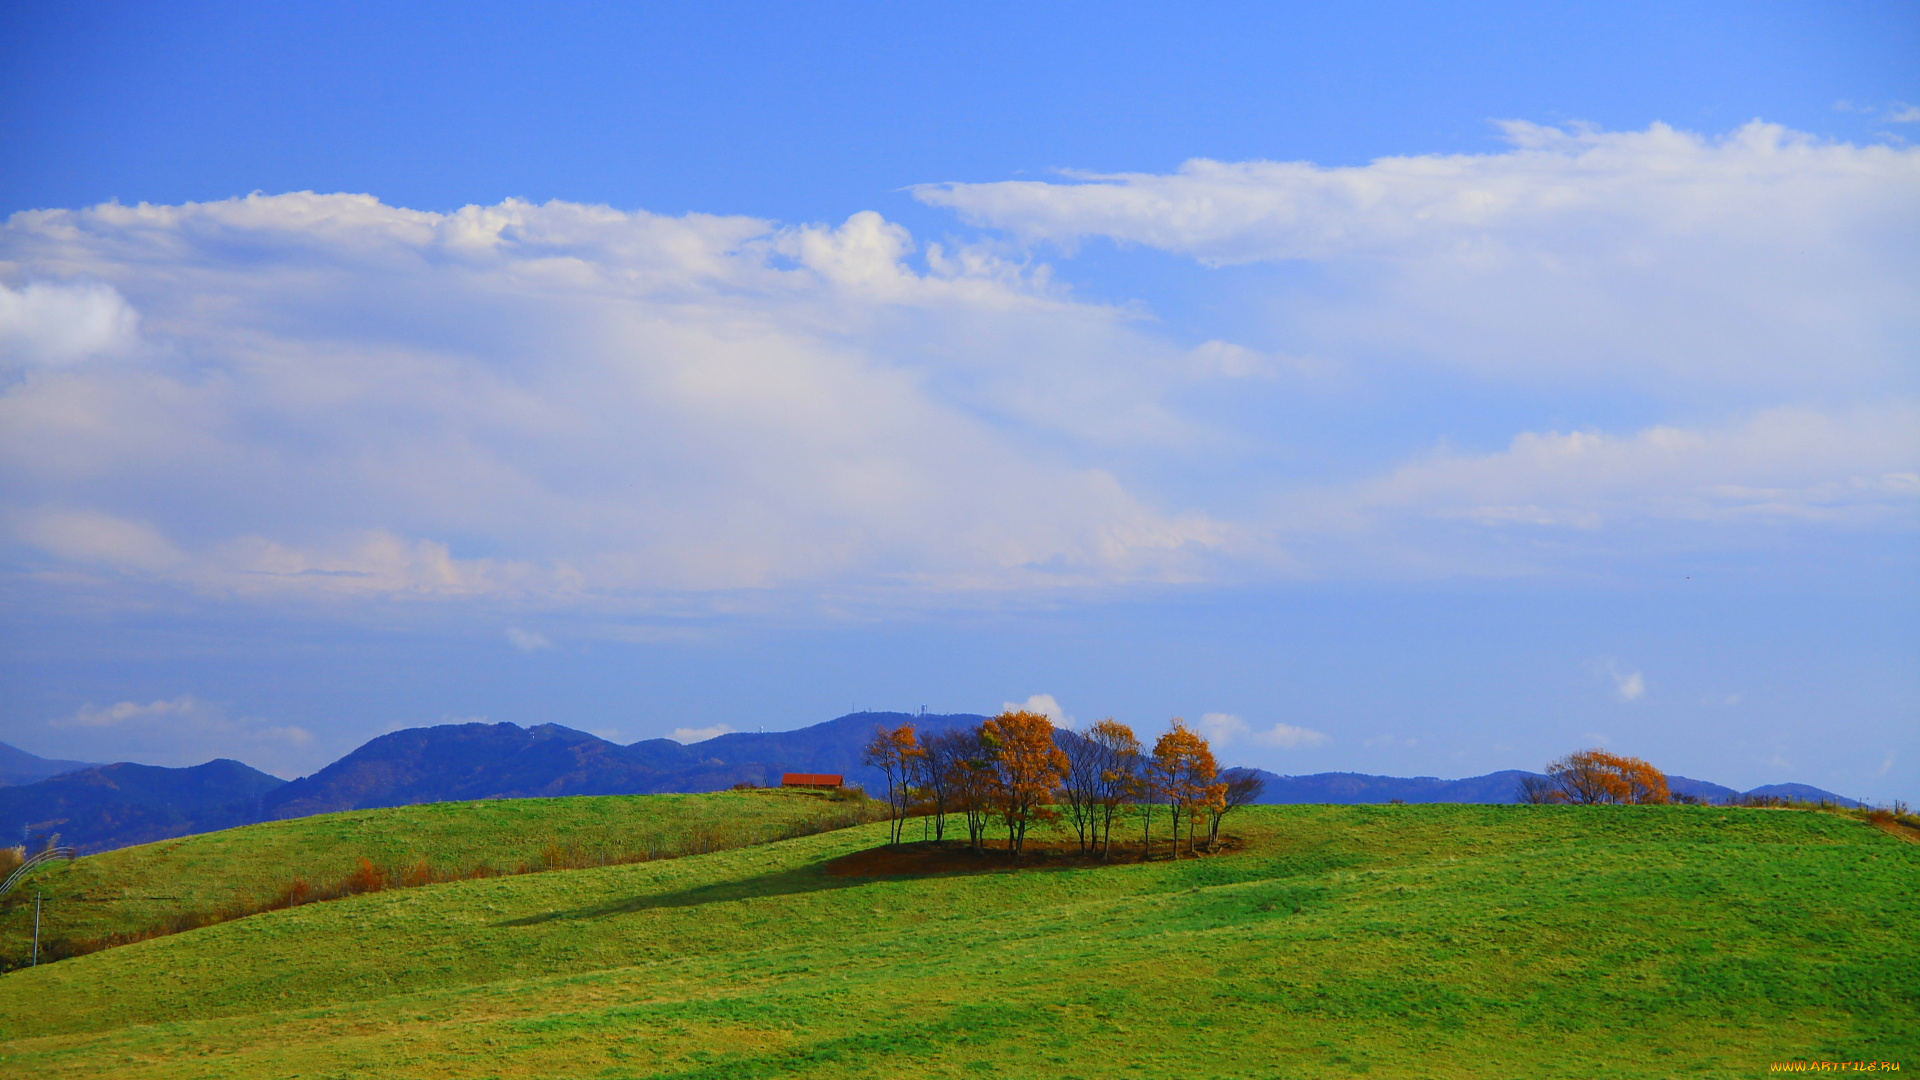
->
[1518,748,1670,805]
[863,711,1267,864]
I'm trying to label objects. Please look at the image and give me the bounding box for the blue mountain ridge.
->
[0,717,1863,854]
[0,742,98,788]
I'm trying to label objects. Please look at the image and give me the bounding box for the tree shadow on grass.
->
[496,837,1257,928]
[494,862,869,926]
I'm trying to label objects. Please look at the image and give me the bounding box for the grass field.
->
[0,788,873,967]
[1,800,1915,1079]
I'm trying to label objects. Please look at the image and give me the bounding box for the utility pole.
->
[32,891,41,966]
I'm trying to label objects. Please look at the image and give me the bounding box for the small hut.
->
[780,773,843,790]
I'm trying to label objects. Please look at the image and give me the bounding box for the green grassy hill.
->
[1,800,1915,1079]
[0,788,871,967]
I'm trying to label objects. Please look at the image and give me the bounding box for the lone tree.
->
[862,723,923,845]
[1522,749,1670,805]
[981,709,1068,864]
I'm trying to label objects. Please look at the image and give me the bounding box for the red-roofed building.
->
[781,773,843,789]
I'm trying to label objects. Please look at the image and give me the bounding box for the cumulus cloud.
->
[1338,405,1920,537]
[1613,671,1646,702]
[12,508,187,570]
[505,627,554,652]
[1003,694,1069,724]
[0,281,140,366]
[46,695,312,776]
[1,123,1912,610]
[670,724,733,744]
[1196,711,1250,744]
[1587,658,1647,703]
[0,194,1227,605]
[920,121,1920,393]
[1198,712,1329,749]
[1258,722,1331,748]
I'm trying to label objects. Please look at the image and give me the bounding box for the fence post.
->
[32,891,41,966]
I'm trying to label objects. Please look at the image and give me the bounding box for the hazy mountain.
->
[0,742,97,788]
[0,760,286,854]
[1745,782,1867,806]
[0,714,1864,853]
[262,711,986,819]
[1247,769,1852,807]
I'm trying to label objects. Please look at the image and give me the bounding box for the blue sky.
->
[1,1,1915,801]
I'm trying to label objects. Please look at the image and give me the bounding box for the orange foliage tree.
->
[1529,749,1670,805]
[1086,719,1142,861]
[1147,719,1221,858]
[1060,718,1151,858]
[862,723,923,845]
[980,710,1068,864]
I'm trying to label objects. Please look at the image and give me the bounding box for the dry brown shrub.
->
[345,857,384,894]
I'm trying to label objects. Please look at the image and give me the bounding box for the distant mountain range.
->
[1242,769,1856,807]
[258,711,985,821]
[0,713,1863,853]
[0,760,285,852]
[0,742,97,787]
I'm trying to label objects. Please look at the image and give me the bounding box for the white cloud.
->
[1258,722,1331,748]
[670,724,732,744]
[919,121,1920,393]
[1003,694,1068,724]
[1883,103,1920,124]
[1442,408,1913,525]
[0,281,140,366]
[0,194,1228,605]
[1197,711,1250,744]
[1590,658,1646,703]
[505,627,554,652]
[1363,734,1419,749]
[1197,712,1329,749]
[1613,671,1646,702]
[1288,405,1920,575]
[0,126,1912,609]
[11,508,187,571]
[45,695,312,776]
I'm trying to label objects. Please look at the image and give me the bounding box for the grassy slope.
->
[1,802,1915,1079]
[0,789,861,964]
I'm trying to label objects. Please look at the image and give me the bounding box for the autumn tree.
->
[1147,720,1219,858]
[1205,766,1266,850]
[944,728,997,852]
[862,723,923,845]
[1083,719,1142,860]
[1530,749,1670,805]
[917,727,970,843]
[980,710,1069,864]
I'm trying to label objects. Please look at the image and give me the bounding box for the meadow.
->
[0,788,875,967]
[0,799,1914,1079]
